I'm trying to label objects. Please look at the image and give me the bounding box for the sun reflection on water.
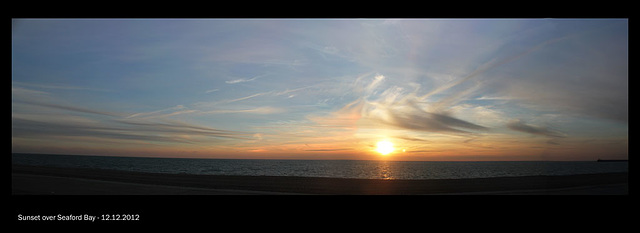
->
[378,161,394,180]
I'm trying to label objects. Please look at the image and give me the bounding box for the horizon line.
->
[11,152,621,162]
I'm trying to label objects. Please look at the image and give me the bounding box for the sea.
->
[11,153,628,180]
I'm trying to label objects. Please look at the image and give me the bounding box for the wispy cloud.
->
[368,101,489,134]
[309,73,488,135]
[225,74,265,84]
[273,86,312,96]
[13,86,122,117]
[417,34,572,104]
[198,91,273,107]
[225,92,270,104]
[475,95,514,101]
[12,81,111,92]
[204,88,219,94]
[201,106,284,115]
[307,98,364,129]
[12,111,255,146]
[115,118,254,140]
[486,22,628,124]
[506,119,566,138]
[12,86,50,98]
[13,98,122,118]
[394,136,431,142]
[12,116,187,144]
[303,148,352,152]
[126,105,194,119]
[301,29,551,134]
[194,85,314,108]
[12,85,255,146]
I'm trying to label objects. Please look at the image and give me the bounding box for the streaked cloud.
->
[12,116,186,144]
[311,72,489,135]
[13,98,122,118]
[201,106,284,115]
[506,119,566,138]
[126,105,190,119]
[204,88,219,94]
[12,112,255,146]
[225,74,265,84]
[194,85,314,108]
[12,81,111,92]
[303,148,352,152]
[115,118,254,140]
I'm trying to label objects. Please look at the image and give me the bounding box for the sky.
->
[11,18,628,161]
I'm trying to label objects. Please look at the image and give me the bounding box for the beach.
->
[12,165,628,195]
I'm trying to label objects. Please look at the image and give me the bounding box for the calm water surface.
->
[12,153,628,180]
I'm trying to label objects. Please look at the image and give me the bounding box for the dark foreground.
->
[12,165,628,195]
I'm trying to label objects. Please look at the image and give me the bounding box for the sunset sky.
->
[12,18,628,161]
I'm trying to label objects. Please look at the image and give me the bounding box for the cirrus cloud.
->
[506,119,566,138]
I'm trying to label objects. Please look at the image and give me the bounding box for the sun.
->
[375,140,395,155]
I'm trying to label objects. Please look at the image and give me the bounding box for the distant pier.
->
[597,159,628,162]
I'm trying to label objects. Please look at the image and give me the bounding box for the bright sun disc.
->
[376,140,395,155]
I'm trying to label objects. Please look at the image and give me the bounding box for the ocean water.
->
[12,153,628,180]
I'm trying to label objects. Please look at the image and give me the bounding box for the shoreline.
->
[12,164,628,195]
